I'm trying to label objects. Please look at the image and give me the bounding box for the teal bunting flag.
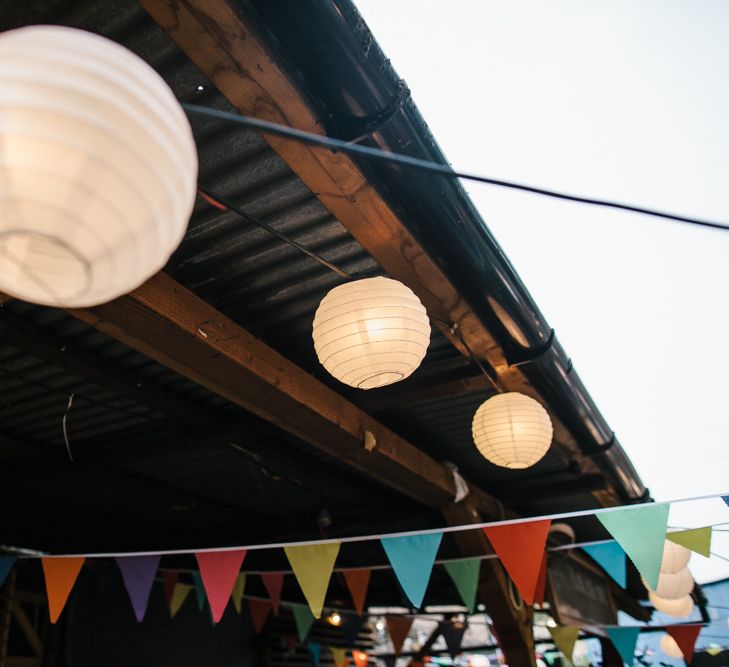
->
[291,603,316,642]
[582,542,627,588]
[381,532,443,608]
[0,556,16,587]
[605,626,641,667]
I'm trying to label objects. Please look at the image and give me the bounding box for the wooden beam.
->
[138,0,619,506]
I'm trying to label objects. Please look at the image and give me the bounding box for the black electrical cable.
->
[183,104,729,233]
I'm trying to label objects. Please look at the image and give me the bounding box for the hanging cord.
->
[62,393,75,463]
[182,104,729,233]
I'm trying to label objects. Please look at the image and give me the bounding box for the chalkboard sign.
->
[548,554,617,629]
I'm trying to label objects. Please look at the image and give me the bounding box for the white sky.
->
[355,0,729,583]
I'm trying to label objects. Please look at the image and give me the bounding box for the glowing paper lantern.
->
[649,591,694,618]
[0,26,197,307]
[660,634,684,658]
[643,567,694,600]
[312,277,430,389]
[472,392,553,469]
[661,539,691,574]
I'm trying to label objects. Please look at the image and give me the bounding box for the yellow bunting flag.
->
[231,573,246,614]
[284,542,341,619]
[330,647,348,667]
[549,626,580,663]
[170,583,193,619]
[41,557,85,623]
[666,527,712,558]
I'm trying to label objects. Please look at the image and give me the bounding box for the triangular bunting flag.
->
[195,549,247,623]
[330,647,348,667]
[343,569,371,616]
[291,602,316,642]
[353,650,369,667]
[605,626,640,667]
[722,496,729,508]
[41,556,85,623]
[162,570,179,608]
[284,542,341,619]
[534,551,548,606]
[308,641,321,667]
[441,620,468,657]
[597,504,669,590]
[191,571,206,610]
[386,615,414,655]
[231,573,246,614]
[583,542,627,588]
[0,556,16,587]
[248,598,272,634]
[483,519,551,605]
[261,572,284,615]
[549,627,580,663]
[443,558,480,613]
[115,555,160,622]
[170,583,193,619]
[667,624,703,664]
[380,533,442,608]
[667,528,712,558]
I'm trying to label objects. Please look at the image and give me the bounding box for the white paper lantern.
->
[649,591,694,618]
[312,277,430,389]
[644,567,694,600]
[0,26,197,307]
[661,539,691,574]
[472,392,553,469]
[660,634,684,658]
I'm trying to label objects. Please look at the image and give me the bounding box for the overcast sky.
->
[355,0,729,584]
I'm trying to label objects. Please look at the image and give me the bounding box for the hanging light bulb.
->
[660,634,684,658]
[643,567,694,600]
[312,277,430,389]
[0,26,197,307]
[327,611,343,626]
[471,392,553,469]
[661,539,691,574]
[649,591,694,618]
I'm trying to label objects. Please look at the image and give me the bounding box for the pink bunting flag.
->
[261,572,284,616]
[195,549,247,623]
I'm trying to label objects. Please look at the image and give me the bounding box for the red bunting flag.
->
[261,572,284,615]
[41,557,85,623]
[534,551,548,605]
[162,570,179,608]
[248,598,272,634]
[195,550,247,623]
[483,519,551,604]
[386,615,414,655]
[667,624,703,664]
[343,569,371,616]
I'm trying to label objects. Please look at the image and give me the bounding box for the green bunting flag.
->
[170,583,193,619]
[549,627,580,663]
[666,527,712,558]
[443,558,480,613]
[597,504,669,590]
[605,626,640,667]
[284,542,340,619]
[291,603,316,642]
[231,573,246,614]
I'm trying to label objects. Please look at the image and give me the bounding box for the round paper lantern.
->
[660,634,684,658]
[312,277,430,389]
[0,26,197,307]
[472,392,553,469]
[644,567,694,600]
[649,591,694,618]
[661,539,691,574]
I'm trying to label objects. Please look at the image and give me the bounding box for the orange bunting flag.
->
[483,519,552,604]
[353,650,369,667]
[667,624,703,664]
[41,557,85,623]
[386,615,414,655]
[261,572,284,615]
[195,549,247,623]
[534,551,548,605]
[248,598,272,634]
[343,569,371,616]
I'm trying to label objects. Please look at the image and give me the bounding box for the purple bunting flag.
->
[115,555,161,622]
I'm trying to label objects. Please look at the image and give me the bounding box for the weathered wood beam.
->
[138,0,619,506]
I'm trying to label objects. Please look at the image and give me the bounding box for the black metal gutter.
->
[241,0,647,501]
